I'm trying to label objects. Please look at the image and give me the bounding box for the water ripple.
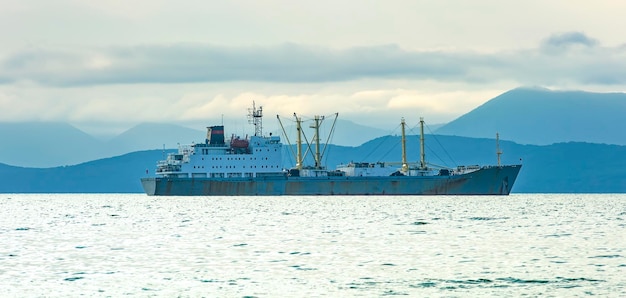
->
[0,193,624,297]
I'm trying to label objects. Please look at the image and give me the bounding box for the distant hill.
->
[0,122,105,168]
[0,150,174,193]
[106,123,204,156]
[1,135,625,193]
[0,122,200,168]
[435,87,626,145]
[0,119,387,168]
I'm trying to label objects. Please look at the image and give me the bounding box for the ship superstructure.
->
[153,103,284,180]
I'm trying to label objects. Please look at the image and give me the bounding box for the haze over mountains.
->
[0,119,392,168]
[2,86,625,167]
[1,86,625,193]
[0,122,202,168]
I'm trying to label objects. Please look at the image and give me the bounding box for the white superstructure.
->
[155,105,285,179]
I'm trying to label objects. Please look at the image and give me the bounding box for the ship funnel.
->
[206,125,225,145]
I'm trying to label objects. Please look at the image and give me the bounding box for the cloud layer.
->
[1,32,625,136]
[1,32,625,88]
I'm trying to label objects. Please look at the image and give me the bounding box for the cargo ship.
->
[141,103,521,196]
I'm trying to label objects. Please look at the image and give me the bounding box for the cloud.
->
[0,80,504,131]
[1,32,625,133]
[1,33,625,88]
[542,31,598,48]
[0,44,468,86]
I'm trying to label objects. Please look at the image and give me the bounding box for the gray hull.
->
[141,165,521,196]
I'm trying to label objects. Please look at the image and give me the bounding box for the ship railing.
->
[338,162,384,168]
[454,165,481,175]
[156,164,182,173]
[158,159,183,166]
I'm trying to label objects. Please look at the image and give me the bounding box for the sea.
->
[1,194,624,297]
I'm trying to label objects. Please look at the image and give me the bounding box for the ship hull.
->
[141,165,521,196]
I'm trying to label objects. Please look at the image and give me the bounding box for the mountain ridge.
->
[435,87,626,145]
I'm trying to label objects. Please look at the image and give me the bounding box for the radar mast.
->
[248,102,263,136]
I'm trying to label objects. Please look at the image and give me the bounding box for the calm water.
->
[1,194,624,297]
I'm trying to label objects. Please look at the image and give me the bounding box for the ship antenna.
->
[496,132,502,166]
[248,101,263,136]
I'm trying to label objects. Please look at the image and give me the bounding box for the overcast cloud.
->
[2,33,625,87]
[1,1,625,136]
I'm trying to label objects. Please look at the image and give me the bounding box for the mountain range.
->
[1,86,625,193]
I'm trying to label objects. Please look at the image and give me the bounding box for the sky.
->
[1,0,625,136]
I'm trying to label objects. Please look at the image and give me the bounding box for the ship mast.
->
[248,101,263,136]
[419,117,426,170]
[401,118,408,172]
[310,115,324,169]
[278,112,336,170]
[496,132,502,166]
[295,114,303,170]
